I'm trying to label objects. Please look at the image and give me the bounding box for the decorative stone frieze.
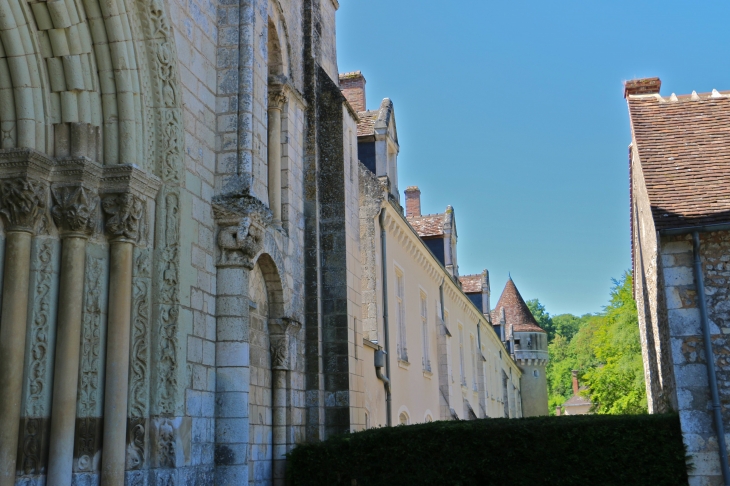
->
[213,195,272,269]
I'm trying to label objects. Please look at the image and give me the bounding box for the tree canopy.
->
[529,272,647,415]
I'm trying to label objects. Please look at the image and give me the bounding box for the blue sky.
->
[336,0,730,316]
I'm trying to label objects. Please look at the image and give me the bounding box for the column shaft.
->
[267,106,282,222]
[47,236,88,486]
[272,368,287,486]
[100,241,133,486]
[0,231,33,486]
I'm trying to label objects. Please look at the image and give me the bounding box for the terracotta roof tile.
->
[459,275,482,293]
[628,90,730,231]
[490,279,545,333]
[407,213,444,237]
[357,110,378,137]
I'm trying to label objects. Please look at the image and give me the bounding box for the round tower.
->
[492,278,549,417]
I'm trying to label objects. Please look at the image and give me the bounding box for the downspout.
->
[693,231,730,486]
[377,207,392,426]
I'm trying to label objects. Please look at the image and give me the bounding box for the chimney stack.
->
[556,405,562,417]
[404,186,421,217]
[624,77,661,98]
[572,370,579,396]
[340,71,366,112]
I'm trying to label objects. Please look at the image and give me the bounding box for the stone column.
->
[0,177,46,486]
[267,91,286,224]
[212,196,269,485]
[47,186,98,486]
[100,194,144,486]
[270,318,299,486]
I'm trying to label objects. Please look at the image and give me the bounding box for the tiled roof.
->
[490,279,545,333]
[563,391,591,407]
[459,275,482,293]
[407,213,444,237]
[357,110,378,137]
[628,89,730,231]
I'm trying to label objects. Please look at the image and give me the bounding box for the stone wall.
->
[660,232,730,486]
[631,151,677,413]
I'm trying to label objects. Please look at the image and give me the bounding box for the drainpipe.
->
[693,231,730,486]
[378,207,392,426]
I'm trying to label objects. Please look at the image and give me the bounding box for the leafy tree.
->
[552,313,591,341]
[541,271,647,415]
[582,272,647,414]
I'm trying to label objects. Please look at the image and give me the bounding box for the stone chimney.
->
[404,186,421,217]
[624,77,661,98]
[572,370,579,396]
[556,405,562,417]
[340,71,366,112]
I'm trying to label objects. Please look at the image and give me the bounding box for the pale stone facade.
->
[358,167,523,425]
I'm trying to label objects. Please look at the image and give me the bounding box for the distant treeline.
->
[527,271,647,415]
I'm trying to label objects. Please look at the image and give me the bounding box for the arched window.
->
[424,414,433,423]
[399,412,409,425]
[267,19,285,225]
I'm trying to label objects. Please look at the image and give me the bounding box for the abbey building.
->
[0,1,547,485]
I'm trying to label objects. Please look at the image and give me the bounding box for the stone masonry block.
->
[217,316,246,342]
[216,342,249,367]
[217,296,245,316]
[216,418,249,443]
[216,391,249,418]
[663,240,693,254]
[669,308,702,337]
[218,267,248,295]
[217,367,250,392]
[687,452,722,477]
[680,409,714,435]
[664,265,695,287]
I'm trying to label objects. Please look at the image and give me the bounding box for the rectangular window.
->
[445,311,453,385]
[395,268,407,361]
[421,292,430,372]
[458,325,466,387]
[471,334,478,391]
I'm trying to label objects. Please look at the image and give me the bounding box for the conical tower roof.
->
[490,278,546,333]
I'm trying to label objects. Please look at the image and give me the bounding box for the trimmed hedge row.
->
[287,414,688,486]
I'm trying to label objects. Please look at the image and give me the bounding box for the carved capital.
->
[102,193,144,242]
[268,90,288,111]
[217,218,263,269]
[269,317,301,371]
[213,195,272,268]
[51,185,99,237]
[0,177,47,233]
[270,334,290,370]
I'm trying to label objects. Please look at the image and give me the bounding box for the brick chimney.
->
[572,370,579,396]
[624,77,661,98]
[340,71,366,112]
[404,186,421,217]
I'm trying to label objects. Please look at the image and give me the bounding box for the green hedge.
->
[287,414,688,486]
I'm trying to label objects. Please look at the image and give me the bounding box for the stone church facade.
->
[0,0,362,484]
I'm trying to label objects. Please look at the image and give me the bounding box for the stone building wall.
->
[631,150,677,414]
[660,232,730,486]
